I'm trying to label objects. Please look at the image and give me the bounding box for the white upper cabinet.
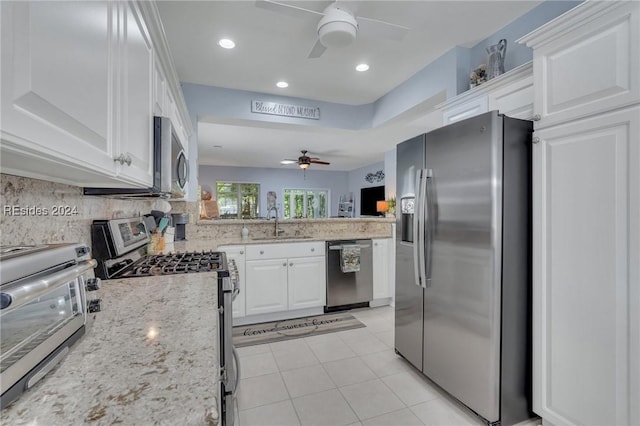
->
[0,1,121,185]
[0,1,192,189]
[117,1,154,186]
[438,62,533,125]
[519,1,639,128]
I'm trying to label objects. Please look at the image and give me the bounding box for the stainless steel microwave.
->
[83,116,188,198]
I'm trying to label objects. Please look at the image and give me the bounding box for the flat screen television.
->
[360,185,385,216]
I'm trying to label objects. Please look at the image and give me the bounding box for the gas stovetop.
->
[114,251,227,278]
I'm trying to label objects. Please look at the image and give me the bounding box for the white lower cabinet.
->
[241,241,327,319]
[288,256,326,310]
[245,259,289,316]
[372,238,392,300]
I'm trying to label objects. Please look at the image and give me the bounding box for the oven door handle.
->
[0,259,97,314]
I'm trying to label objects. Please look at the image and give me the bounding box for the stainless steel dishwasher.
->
[325,240,373,312]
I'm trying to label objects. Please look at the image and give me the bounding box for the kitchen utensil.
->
[158,217,169,233]
[158,217,169,234]
[143,215,157,233]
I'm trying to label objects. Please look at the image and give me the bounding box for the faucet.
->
[267,206,284,237]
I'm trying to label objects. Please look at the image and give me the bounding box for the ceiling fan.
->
[255,0,410,58]
[280,150,330,169]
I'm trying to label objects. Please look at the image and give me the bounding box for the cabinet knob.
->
[311,248,315,252]
[532,137,540,144]
[532,114,541,121]
[283,262,287,267]
[374,243,378,246]
[289,262,293,266]
[260,250,264,255]
[114,153,132,166]
[240,250,244,255]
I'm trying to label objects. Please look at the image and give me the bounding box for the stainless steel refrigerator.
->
[395,111,533,425]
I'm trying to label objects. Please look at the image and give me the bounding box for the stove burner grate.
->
[115,251,224,278]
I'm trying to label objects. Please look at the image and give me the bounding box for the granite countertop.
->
[1,273,219,426]
[196,217,396,225]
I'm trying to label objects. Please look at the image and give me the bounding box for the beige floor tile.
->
[358,316,395,333]
[362,408,424,426]
[339,379,405,420]
[241,352,280,379]
[237,372,290,410]
[322,357,377,387]
[381,371,440,406]
[239,400,301,426]
[272,342,320,371]
[409,397,484,426]
[281,365,336,398]
[374,330,394,348]
[292,388,359,426]
[341,333,389,356]
[308,336,358,363]
[360,349,414,377]
[237,343,272,358]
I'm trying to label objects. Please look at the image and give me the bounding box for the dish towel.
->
[340,244,361,273]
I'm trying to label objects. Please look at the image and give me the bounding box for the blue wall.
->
[468,1,581,73]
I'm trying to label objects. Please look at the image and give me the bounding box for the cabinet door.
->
[442,96,488,125]
[153,58,166,116]
[532,106,639,426]
[529,2,639,128]
[372,239,390,299]
[219,246,246,318]
[0,1,118,183]
[288,256,326,310]
[487,75,533,120]
[245,259,288,315]
[116,1,153,186]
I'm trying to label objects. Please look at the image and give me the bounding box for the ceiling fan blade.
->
[357,15,410,42]
[280,159,298,164]
[307,40,327,59]
[255,0,324,19]
[309,160,330,165]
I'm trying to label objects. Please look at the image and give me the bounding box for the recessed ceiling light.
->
[218,38,235,49]
[356,63,370,72]
[276,81,289,88]
[213,145,223,148]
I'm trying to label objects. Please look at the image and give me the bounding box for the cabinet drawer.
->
[246,241,325,260]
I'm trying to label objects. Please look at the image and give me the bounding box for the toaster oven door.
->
[0,261,93,407]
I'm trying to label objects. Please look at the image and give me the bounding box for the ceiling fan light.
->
[317,8,357,48]
[299,163,310,169]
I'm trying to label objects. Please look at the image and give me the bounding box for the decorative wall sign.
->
[251,100,320,120]
[365,170,385,183]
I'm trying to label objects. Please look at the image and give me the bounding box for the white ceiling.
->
[157,1,542,171]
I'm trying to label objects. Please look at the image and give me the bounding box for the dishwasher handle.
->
[328,244,370,250]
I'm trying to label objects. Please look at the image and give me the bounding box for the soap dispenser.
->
[241,223,249,240]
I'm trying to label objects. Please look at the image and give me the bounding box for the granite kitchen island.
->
[1,273,219,425]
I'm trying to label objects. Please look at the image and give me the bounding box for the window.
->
[283,189,329,219]
[216,182,260,219]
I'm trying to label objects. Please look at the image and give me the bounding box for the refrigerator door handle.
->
[424,169,433,287]
[414,169,428,288]
[413,170,423,288]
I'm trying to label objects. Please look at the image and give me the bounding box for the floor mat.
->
[233,312,365,347]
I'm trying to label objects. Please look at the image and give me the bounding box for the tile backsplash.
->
[0,173,157,247]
